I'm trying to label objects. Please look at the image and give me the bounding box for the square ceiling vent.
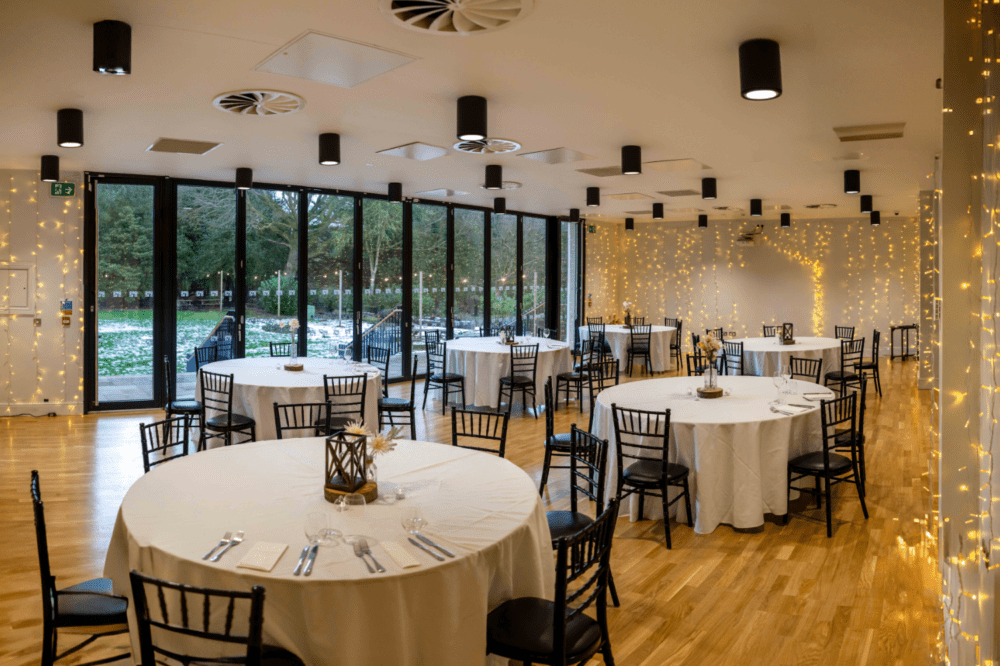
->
[833,123,905,142]
[644,159,710,172]
[378,142,449,161]
[657,189,700,197]
[519,147,596,165]
[147,138,222,155]
[254,31,417,88]
[415,189,468,197]
[605,192,653,201]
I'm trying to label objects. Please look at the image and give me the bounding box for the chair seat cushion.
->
[262,646,307,666]
[487,597,602,662]
[167,399,201,413]
[500,375,534,386]
[627,346,650,353]
[56,578,129,625]
[623,460,689,484]
[547,510,594,541]
[788,451,854,473]
[547,432,572,450]
[205,413,255,429]
[430,373,463,383]
[857,361,877,370]
[379,397,413,410]
[557,371,588,381]
[825,371,859,381]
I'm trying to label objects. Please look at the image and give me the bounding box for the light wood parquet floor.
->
[0,359,940,665]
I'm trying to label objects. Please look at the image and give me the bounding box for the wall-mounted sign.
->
[50,183,75,197]
[588,225,596,233]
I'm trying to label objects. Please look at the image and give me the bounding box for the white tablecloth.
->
[446,336,572,409]
[731,336,842,378]
[103,438,554,666]
[590,376,833,533]
[195,357,380,441]
[578,325,676,371]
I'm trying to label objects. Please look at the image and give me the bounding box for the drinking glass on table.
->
[305,512,342,545]
[781,364,793,394]
[400,506,426,534]
[336,494,367,518]
[771,371,783,405]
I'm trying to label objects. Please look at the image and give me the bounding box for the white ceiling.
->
[0,0,942,221]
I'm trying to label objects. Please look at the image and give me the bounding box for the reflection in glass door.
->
[95,182,157,404]
[307,194,355,358]
[491,213,518,331]
[361,199,403,379]
[522,216,546,336]
[412,204,447,362]
[454,209,485,337]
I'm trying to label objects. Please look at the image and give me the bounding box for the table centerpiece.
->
[697,332,723,399]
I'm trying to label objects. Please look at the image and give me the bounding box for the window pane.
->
[491,213,517,331]
[413,204,448,356]
[560,222,579,343]
[521,215,546,336]
[176,185,236,393]
[454,209,485,337]
[245,189,300,358]
[361,199,403,377]
[307,193,354,358]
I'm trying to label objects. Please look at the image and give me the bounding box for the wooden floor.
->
[0,360,941,665]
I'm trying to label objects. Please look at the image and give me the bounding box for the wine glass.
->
[336,494,367,518]
[771,371,783,405]
[781,364,793,394]
[400,506,426,534]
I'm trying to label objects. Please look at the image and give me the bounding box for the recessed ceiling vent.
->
[519,147,596,164]
[478,181,522,190]
[805,203,838,209]
[453,138,521,154]
[212,90,305,116]
[658,189,700,197]
[605,192,653,201]
[147,138,222,155]
[381,0,536,36]
[378,142,449,160]
[833,122,905,142]
[415,188,468,197]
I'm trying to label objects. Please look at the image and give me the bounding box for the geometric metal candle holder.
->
[781,322,795,345]
[324,432,378,503]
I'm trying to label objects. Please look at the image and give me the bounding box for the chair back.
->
[322,375,368,426]
[578,339,597,369]
[586,358,620,430]
[451,406,510,457]
[665,318,682,349]
[194,345,217,370]
[129,570,267,666]
[30,471,56,622]
[568,426,609,515]
[839,338,865,373]
[550,501,618,661]
[273,401,332,439]
[629,324,652,350]
[691,332,701,350]
[611,405,672,476]
[870,329,880,362]
[424,329,442,348]
[686,353,710,377]
[367,345,391,397]
[664,317,680,328]
[508,343,539,381]
[788,356,822,384]
[630,316,646,326]
[763,325,778,337]
[819,392,858,464]
[269,342,292,357]
[428,341,449,377]
[200,371,236,427]
[722,340,744,375]
[855,371,868,438]
[407,355,420,404]
[544,377,555,440]
[706,327,724,340]
[835,325,855,340]
[587,321,606,351]
[586,316,603,326]
[162,354,173,408]
[139,416,190,473]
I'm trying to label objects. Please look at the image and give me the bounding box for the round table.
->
[446,336,572,409]
[103,438,554,666]
[578,325,677,371]
[731,336,842,378]
[195,357,380,441]
[590,375,834,533]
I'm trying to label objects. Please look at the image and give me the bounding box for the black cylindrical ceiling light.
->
[40,155,59,183]
[621,145,642,175]
[93,20,131,75]
[625,218,635,230]
[871,210,881,226]
[739,38,782,100]
[698,214,708,228]
[235,167,253,190]
[319,133,341,165]
[457,95,487,141]
[844,169,860,194]
[569,208,580,222]
[485,164,503,190]
[860,194,873,214]
[780,212,791,228]
[586,187,600,207]
[494,197,506,214]
[750,198,762,217]
[702,177,717,200]
[57,109,84,148]
[652,203,664,219]
[388,182,403,202]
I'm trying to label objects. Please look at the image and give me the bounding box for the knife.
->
[292,546,310,576]
[409,537,445,561]
[416,533,455,558]
[302,545,319,576]
[789,403,815,409]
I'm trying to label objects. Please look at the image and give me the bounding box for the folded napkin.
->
[380,541,420,568]
[236,542,288,572]
[774,405,811,416]
[803,393,834,402]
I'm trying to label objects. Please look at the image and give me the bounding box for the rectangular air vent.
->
[147,138,222,155]
[255,31,417,89]
[605,192,653,201]
[576,165,623,177]
[657,189,701,197]
[378,142,449,161]
[519,147,596,164]
[833,122,905,142]
[644,159,710,172]
[414,189,468,197]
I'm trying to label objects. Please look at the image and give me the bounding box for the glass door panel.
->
[522,215,546,336]
[307,193,355,358]
[175,185,236,394]
[491,213,518,332]
[95,182,156,404]
[361,199,403,378]
[245,189,300,358]
[454,209,485,337]
[560,221,578,343]
[412,203,447,361]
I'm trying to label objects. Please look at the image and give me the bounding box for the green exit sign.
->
[588,225,596,233]
[50,183,75,197]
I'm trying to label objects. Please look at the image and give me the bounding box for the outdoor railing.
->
[345,307,403,359]
[185,311,237,372]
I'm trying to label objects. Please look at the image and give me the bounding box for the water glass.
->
[336,494,367,518]
[771,372,783,405]
[400,506,426,534]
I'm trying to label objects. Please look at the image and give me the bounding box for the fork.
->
[352,541,376,573]
[358,538,386,573]
[202,531,232,560]
[211,531,244,562]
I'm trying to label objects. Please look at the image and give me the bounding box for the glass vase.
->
[289,333,298,365]
[703,364,718,390]
[366,456,378,483]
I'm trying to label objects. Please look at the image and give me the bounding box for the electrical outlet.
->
[33,318,42,327]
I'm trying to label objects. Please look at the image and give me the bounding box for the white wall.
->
[585,216,920,354]
[0,169,83,414]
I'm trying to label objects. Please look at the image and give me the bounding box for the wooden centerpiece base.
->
[324,481,378,504]
[284,362,304,371]
[696,387,724,399]
[780,339,796,346]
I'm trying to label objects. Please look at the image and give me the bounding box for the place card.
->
[236,542,288,572]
